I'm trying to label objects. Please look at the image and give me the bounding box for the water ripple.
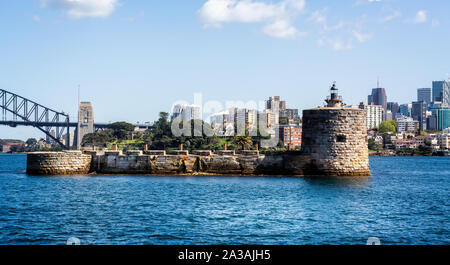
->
[0,155,449,244]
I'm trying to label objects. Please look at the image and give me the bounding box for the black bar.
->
[0,245,445,264]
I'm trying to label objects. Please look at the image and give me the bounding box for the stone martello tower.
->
[300,83,370,176]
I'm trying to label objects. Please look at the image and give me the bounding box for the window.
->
[336,135,347,142]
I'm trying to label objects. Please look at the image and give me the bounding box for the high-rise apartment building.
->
[210,110,233,127]
[279,124,302,149]
[235,108,257,127]
[279,109,299,120]
[265,96,286,111]
[359,102,383,129]
[265,96,298,125]
[171,104,201,121]
[396,116,419,133]
[261,109,279,127]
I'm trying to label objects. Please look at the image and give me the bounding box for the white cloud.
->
[307,9,327,25]
[197,0,306,39]
[40,0,119,19]
[352,30,372,43]
[307,9,346,32]
[379,11,401,23]
[308,9,372,50]
[333,40,353,51]
[413,10,427,24]
[321,38,353,51]
[263,19,303,38]
[354,0,381,6]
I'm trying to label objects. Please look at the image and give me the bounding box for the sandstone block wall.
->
[86,152,310,176]
[301,107,370,176]
[26,151,91,175]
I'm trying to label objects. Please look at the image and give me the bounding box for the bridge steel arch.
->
[0,89,70,149]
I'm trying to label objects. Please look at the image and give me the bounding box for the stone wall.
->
[27,151,91,175]
[301,107,370,176]
[86,151,311,176]
[27,147,369,177]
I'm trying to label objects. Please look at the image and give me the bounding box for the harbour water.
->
[0,154,448,245]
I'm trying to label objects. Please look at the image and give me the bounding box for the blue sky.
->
[1,0,449,140]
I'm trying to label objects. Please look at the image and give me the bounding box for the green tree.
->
[378,120,397,134]
[368,138,377,151]
[233,135,253,150]
[142,132,153,147]
[133,132,144,141]
[82,130,113,147]
[109,122,134,140]
[26,138,37,146]
[153,112,171,137]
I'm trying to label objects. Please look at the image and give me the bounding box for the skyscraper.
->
[417,88,432,104]
[431,107,450,131]
[399,103,412,117]
[368,87,387,119]
[412,101,428,131]
[443,81,450,107]
[387,102,399,119]
[432,80,450,105]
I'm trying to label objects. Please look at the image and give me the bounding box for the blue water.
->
[0,154,448,245]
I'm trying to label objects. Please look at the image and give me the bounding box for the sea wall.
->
[26,149,370,177]
[26,151,91,175]
[83,150,328,176]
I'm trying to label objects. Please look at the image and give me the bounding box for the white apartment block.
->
[437,134,450,150]
[396,115,419,132]
[171,104,202,121]
[359,102,383,130]
[235,109,257,126]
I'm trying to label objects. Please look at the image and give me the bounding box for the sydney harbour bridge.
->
[0,89,148,149]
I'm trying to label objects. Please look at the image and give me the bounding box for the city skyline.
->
[1,0,450,140]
